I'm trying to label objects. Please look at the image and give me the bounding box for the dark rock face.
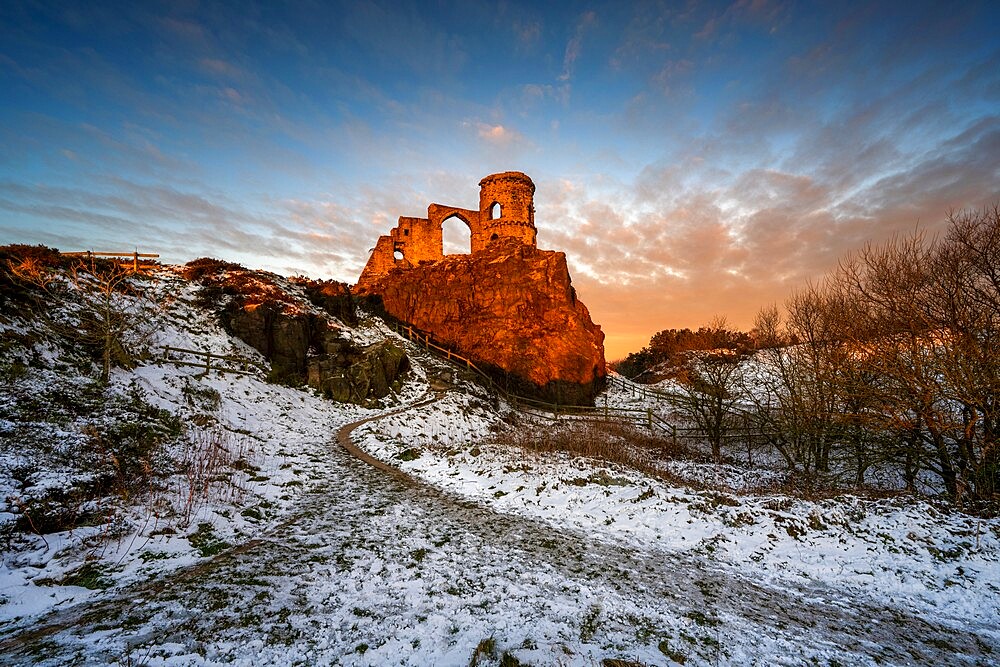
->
[357,238,606,405]
[291,276,358,326]
[224,302,313,383]
[223,303,408,403]
[307,338,409,403]
[184,259,407,404]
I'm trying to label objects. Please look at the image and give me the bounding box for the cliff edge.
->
[357,238,606,405]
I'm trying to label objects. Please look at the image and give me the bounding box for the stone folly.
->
[355,172,606,405]
[357,172,537,291]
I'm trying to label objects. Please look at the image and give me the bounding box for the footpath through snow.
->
[1,266,998,666]
[2,384,995,666]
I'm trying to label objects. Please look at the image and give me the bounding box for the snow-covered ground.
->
[0,269,392,626]
[358,388,1000,639]
[1,266,998,666]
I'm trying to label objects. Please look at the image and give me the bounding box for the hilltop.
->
[0,249,998,666]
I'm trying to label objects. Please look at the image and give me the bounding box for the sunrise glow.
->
[2,1,998,358]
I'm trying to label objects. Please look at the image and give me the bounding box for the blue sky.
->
[2,1,999,357]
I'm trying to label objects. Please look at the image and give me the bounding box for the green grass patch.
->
[188,522,231,557]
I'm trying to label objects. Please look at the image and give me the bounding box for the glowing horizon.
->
[2,1,998,359]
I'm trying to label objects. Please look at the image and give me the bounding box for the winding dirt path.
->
[1,392,997,665]
[335,393,441,479]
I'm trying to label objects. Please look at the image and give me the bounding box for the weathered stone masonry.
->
[356,171,537,291]
[355,171,606,404]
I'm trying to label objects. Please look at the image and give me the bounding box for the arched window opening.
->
[393,249,404,262]
[489,202,501,219]
[490,233,499,241]
[442,214,472,255]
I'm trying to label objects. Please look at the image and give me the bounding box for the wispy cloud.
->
[3,0,997,358]
[559,10,597,82]
[199,58,246,80]
[651,58,693,95]
[471,122,522,146]
[513,19,541,49]
[0,177,373,279]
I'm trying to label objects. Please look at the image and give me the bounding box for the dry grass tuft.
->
[488,418,699,485]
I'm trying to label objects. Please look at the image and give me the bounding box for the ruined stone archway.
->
[356,172,538,291]
[442,214,472,255]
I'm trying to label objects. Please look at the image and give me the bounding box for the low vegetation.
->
[617,207,1000,511]
[492,419,693,483]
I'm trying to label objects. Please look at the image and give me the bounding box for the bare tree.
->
[830,212,1000,502]
[8,252,144,383]
[723,207,999,503]
[932,206,1000,498]
[677,351,744,461]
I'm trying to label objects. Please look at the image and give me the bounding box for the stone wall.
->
[356,172,537,291]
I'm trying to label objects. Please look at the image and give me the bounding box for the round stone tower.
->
[478,171,537,247]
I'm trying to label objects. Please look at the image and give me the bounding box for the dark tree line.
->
[613,317,754,380]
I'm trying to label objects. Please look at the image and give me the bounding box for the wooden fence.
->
[61,250,160,273]
[160,345,262,377]
[605,373,687,407]
[607,370,784,448]
[389,322,677,440]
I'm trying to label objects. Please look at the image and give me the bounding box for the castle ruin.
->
[356,171,537,291]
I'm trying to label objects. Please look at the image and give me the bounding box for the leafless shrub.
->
[742,205,1000,507]
[490,418,695,481]
[174,429,258,528]
[6,250,148,383]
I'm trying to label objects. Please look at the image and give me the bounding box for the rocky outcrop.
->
[307,338,409,403]
[222,301,314,383]
[291,277,358,326]
[185,259,408,405]
[357,238,606,404]
[223,302,409,404]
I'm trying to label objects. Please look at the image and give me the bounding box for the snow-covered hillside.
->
[1,262,998,666]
